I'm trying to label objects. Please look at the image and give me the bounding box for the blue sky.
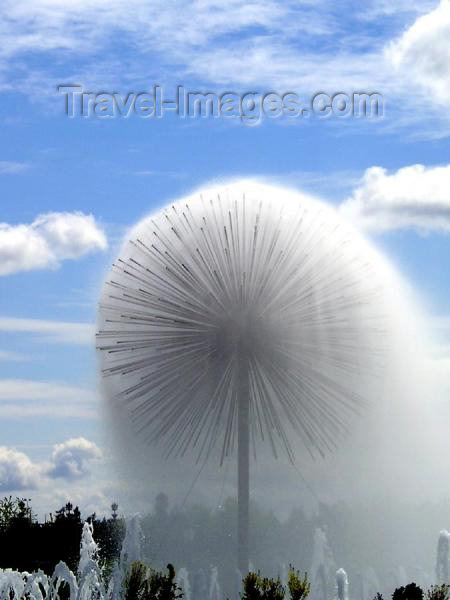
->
[1,0,450,516]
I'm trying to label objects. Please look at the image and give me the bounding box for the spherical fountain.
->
[96,180,385,574]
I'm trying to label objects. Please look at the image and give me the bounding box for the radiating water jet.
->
[96,180,386,574]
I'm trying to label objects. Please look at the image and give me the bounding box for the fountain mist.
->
[97,180,449,587]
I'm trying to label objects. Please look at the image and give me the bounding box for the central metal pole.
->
[237,352,250,576]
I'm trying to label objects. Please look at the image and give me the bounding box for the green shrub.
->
[242,572,284,600]
[124,562,183,600]
[242,568,309,600]
[287,567,310,600]
[427,585,450,600]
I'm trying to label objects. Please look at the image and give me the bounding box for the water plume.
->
[97,180,386,464]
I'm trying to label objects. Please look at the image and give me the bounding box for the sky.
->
[0,0,450,519]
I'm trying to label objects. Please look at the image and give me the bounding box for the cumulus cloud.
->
[0,211,107,276]
[388,0,450,104]
[0,438,103,492]
[47,437,102,481]
[340,164,450,232]
[0,446,40,491]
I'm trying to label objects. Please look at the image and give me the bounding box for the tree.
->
[0,497,33,530]
[392,584,423,600]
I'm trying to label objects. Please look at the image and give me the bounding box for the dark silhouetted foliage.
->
[0,497,124,575]
[392,583,424,600]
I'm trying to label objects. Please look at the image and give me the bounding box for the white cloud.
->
[0,211,107,276]
[388,0,450,104]
[0,438,103,493]
[0,4,411,90]
[360,0,436,19]
[0,316,95,344]
[0,379,99,419]
[0,0,324,58]
[340,164,450,232]
[47,437,102,481]
[0,446,40,491]
[0,0,446,134]
[0,161,29,174]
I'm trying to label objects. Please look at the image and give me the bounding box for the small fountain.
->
[279,564,288,589]
[177,567,191,600]
[0,570,26,599]
[235,568,243,600]
[24,570,49,600]
[310,528,336,600]
[119,515,142,570]
[410,567,432,593]
[192,568,208,600]
[336,568,348,600]
[78,522,105,599]
[209,566,221,600]
[436,530,450,584]
[51,562,79,599]
[360,566,381,600]
[383,566,409,600]
[108,514,143,600]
